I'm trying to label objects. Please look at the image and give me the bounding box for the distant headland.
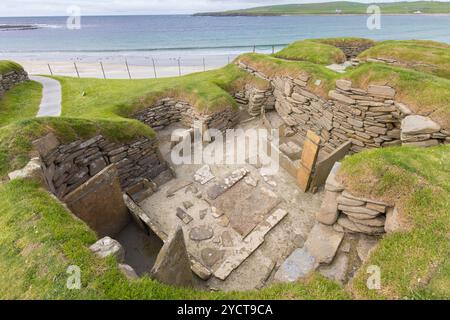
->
[194,1,450,16]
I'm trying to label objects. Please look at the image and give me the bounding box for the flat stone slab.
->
[213,181,281,237]
[401,115,441,135]
[305,223,344,264]
[189,225,214,241]
[274,247,317,283]
[166,180,193,197]
[194,165,215,185]
[214,208,288,281]
[357,236,379,262]
[201,248,225,268]
[318,251,349,284]
[338,216,385,235]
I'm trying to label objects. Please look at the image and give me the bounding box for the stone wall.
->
[234,84,275,116]
[33,133,169,200]
[237,61,449,154]
[0,69,29,98]
[332,42,374,60]
[317,163,393,236]
[133,98,240,132]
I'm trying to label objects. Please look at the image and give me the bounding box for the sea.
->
[1,14,449,68]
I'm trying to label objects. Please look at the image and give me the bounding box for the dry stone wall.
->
[133,98,240,132]
[238,61,449,154]
[0,69,28,98]
[33,133,168,200]
[234,84,275,116]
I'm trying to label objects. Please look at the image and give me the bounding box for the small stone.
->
[348,215,385,227]
[366,202,386,213]
[336,79,352,91]
[183,201,194,210]
[218,216,230,227]
[338,216,385,235]
[211,206,223,218]
[185,185,198,194]
[402,115,441,135]
[244,176,258,187]
[340,242,351,253]
[199,209,208,220]
[337,204,380,216]
[118,264,138,280]
[89,236,124,262]
[189,226,214,241]
[368,85,396,98]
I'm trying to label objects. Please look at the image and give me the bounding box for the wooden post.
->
[125,59,131,79]
[272,45,275,54]
[253,45,256,53]
[178,58,181,77]
[203,57,206,72]
[74,62,80,78]
[100,61,106,79]
[152,58,157,79]
[297,131,321,192]
[47,64,53,76]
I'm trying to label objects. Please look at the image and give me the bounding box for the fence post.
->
[125,59,131,79]
[203,57,206,72]
[100,61,106,79]
[152,58,157,79]
[74,62,80,78]
[48,64,53,76]
[253,45,256,53]
[178,58,182,77]
[272,45,275,54]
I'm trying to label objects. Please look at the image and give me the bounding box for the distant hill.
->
[194,1,450,16]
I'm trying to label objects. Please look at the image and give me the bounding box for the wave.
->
[0,23,62,31]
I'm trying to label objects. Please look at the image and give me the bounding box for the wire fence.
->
[21,45,283,79]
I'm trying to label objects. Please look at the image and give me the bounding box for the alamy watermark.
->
[367,265,382,290]
[66,265,81,290]
[170,121,280,176]
[367,5,382,30]
[67,5,82,30]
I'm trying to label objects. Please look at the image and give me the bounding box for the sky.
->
[0,0,448,17]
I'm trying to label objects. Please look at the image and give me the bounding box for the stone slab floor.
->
[139,119,324,291]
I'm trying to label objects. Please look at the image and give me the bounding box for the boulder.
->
[273,247,317,283]
[151,226,193,287]
[316,191,340,225]
[305,223,344,264]
[8,158,45,185]
[89,236,125,262]
[385,207,406,234]
[401,115,441,135]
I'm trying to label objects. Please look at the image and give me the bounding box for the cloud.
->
[0,0,444,17]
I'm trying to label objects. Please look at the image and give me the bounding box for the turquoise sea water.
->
[0,14,449,66]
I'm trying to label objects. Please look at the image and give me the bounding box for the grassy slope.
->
[274,40,346,65]
[0,60,23,74]
[338,145,449,299]
[0,81,42,128]
[358,40,450,79]
[196,1,450,15]
[57,64,269,119]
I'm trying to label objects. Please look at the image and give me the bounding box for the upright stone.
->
[150,226,194,288]
[305,223,344,264]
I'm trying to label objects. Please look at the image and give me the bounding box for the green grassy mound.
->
[274,40,346,65]
[0,60,24,75]
[358,40,450,79]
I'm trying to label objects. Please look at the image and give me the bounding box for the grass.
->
[314,37,376,49]
[338,145,450,299]
[358,40,450,79]
[0,60,23,75]
[195,1,450,16]
[274,40,346,65]
[57,64,269,119]
[0,81,42,128]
